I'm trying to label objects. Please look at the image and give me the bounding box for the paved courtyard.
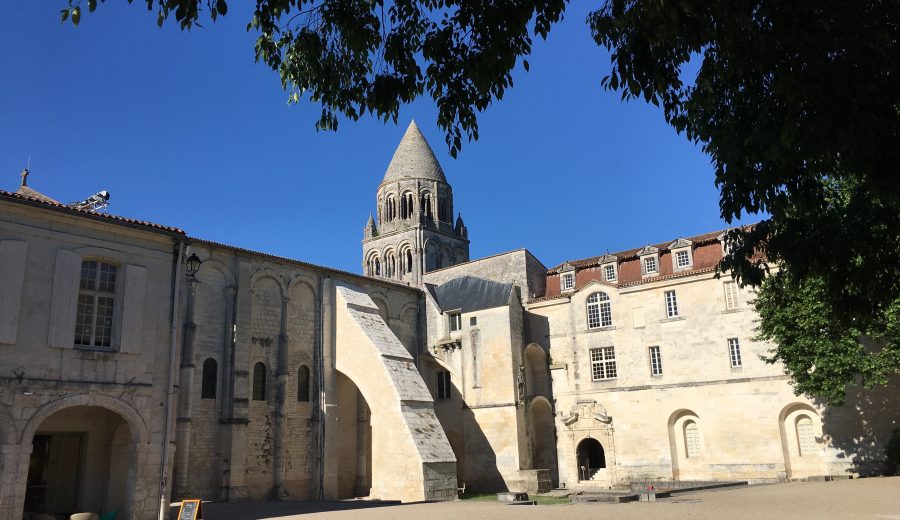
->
[180,476,900,520]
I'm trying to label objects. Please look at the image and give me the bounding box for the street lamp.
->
[185,253,202,277]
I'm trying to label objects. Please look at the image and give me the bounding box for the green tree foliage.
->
[755,271,900,405]
[62,1,900,400]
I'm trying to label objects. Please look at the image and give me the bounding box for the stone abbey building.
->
[1,122,898,520]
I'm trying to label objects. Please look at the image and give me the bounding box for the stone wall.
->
[0,199,178,520]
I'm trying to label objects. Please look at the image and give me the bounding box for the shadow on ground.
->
[168,500,406,520]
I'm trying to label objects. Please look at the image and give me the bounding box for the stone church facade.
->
[1,122,898,520]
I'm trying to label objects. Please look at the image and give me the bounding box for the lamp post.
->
[185,253,201,278]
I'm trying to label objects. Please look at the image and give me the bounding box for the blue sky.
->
[0,2,752,273]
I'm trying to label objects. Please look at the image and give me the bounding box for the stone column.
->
[220,263,251,501]
[0,443,32,520]
[321,278,339,500]
[272,296,290,499]
[174,276,199,497]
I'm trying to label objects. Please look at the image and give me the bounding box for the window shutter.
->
[0,240,28,344]
[120,264,147,354]
[48,249,81,348]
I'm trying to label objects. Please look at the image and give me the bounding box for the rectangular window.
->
[75,260,117,348]
[469,316,477,326]
[590,347,617,380]
[448,311,462,332]
[437,370,452,400]
[675,250,691,269]
[643,256,658,274]
[649,346,663,376]
[724,281,739,309]
[604,264,616,281]
[665,290,679,318]
[728,338,743,367]
[562,272,574,290]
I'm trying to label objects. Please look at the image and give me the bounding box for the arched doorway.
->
[530,397,557,482]
[576,438,605,481]
[335,371,373,499]
[23,406,135,519]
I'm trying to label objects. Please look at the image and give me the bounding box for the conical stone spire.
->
[381,120,447,183]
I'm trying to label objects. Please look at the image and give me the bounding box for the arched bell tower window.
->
[421,193,433,219]
[385,195,397,222]
[400,192,414,219]
[374,258,381,276]
[405,249,414,274]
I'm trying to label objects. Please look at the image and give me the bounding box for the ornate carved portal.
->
[562,400,616,486]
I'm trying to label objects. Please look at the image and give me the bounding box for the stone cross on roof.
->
[20,168,28,187]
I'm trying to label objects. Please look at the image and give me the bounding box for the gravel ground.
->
[180,476,900,520]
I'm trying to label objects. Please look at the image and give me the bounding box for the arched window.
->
[386,253,396,278]
[684,420,701,457]
[297,365,310,402]
[405,249,414,273]
[400,192,414,219]
[796,415,816,456]
[201,358,217,399]
[374,258,381,276]
[75,260,118,348]
[252,362,267,401]
[586,292,612,328]
[421,193,432,219]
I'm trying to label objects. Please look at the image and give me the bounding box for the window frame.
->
[728,337,743,368]
[684,420,701,457]
[673,249,692,270]
[642,255,658,275]
[561,272,575,291]
[664,290,679,318]
[724,281,740,310]
[74,259,120,350]
[590,346,617,381]
[796,415,817,456]
[603,263,617,282]
[586,292,613,329]
[649,346,663,376]
[436,370,452,400]
[448,311,462,332]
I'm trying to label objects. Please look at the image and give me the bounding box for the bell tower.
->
[362,121,469,284]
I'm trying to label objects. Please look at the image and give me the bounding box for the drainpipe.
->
[158,242,186,520]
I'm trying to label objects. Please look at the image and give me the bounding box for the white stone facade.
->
[2,121,899,520]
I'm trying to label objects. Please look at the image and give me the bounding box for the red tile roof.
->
[546,229,725,274]
[0,189,185,235]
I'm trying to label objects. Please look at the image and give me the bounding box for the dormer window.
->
[559,263,576,292]
[643,256,658,275]
[603,264,617,282]
[637,245,659,278]
[598,254,617,282]
[561,272,575,291]
[668,238,694,272]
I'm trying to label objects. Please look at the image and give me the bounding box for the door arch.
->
[576,437,606,481]
[23,405,138,519]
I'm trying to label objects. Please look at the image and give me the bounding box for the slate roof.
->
[430,276,513,313]
[382,120,448,184]
[0,189,185,235]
